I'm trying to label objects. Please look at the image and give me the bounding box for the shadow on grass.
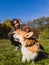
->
[35,52,49,62]
[35,45,49,62]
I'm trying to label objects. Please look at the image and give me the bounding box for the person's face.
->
[23,26,29,32]
[13,21,20,29]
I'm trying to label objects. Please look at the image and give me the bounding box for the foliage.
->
[0,19,13,39]
[39,28,49,39]
[0,23,11,39]
[27,17,49,38]
[0,17,49,39]
[2,19,13,29]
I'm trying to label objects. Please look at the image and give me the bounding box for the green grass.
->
[0,39,49,65]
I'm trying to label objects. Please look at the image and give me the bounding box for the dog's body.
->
[13,29,40,62]
[21,46,38,62]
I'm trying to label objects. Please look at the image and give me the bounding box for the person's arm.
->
[24,32,34,38]
[8,27,15,39]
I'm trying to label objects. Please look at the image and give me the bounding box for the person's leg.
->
[10,36,16,46]
[9,34,16,45]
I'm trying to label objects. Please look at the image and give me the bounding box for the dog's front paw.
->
[22,56,26,62]
[32,61,35,65]
[27,58,30,62]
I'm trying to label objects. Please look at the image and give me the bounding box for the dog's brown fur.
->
[15,29,40,53]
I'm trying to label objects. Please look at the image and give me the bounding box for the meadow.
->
[0,39,49,65]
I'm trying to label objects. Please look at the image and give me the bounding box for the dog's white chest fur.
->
[21,46,38,62]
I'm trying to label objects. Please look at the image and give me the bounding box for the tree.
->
[0,23,11,39]
[46,17,49,23]
[2,19,13,29]
[39,28,49,39]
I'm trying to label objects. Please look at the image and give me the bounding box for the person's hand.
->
[13,31,20,34]
[24,32,34,38]
[13,31,19,34]
[13,31,18,34]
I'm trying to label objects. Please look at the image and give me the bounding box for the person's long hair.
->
[11,19,20,28]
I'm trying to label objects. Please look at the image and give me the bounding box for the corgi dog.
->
[13,29,40,62]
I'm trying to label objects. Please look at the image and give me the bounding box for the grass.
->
[0,39,49,65]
